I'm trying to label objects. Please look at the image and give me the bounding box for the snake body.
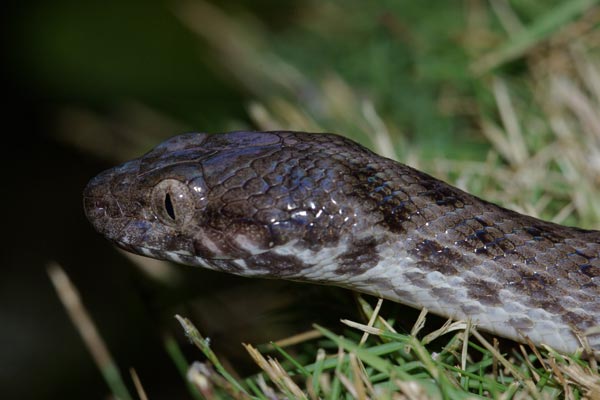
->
[84,131,600,355]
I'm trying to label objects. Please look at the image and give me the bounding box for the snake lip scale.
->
[84,131,600,356]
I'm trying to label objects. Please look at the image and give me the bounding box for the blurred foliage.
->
[11,0,597,160]
[3,1,553,153]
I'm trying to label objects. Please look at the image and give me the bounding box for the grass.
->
[175,301,600,399]
[48,261,600,398]
[50,1,600,398]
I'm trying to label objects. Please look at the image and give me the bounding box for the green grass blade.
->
[163,334,203,400]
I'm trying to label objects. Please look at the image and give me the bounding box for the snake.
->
[83,131,600,356]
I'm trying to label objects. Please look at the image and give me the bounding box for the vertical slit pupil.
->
[164,193,176,220]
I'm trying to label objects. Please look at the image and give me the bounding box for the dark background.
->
[4,1,599,398]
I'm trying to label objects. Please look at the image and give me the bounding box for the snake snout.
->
[83,158,143,240]
[83,175,125,241]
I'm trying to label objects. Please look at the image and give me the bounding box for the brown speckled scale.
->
[84,131,600,356]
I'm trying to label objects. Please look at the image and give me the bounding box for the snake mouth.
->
[114,240,166,259]
[114,239,220,270]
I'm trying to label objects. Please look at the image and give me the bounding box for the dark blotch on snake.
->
[245,253,311,277]
[335,237,381,275]
[409,239,464,276]
[464,276,502,306]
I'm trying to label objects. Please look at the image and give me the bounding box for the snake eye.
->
[151,179,194,227]
[164,193,176,220]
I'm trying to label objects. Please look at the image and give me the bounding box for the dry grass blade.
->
[489,0,524,35]
[558,362,600,398]
[130,368,149,400]
[410,308,429,338]
[546,357,572,398]
[336,370,360,399]
[174,0,308,97]
[361,100,398,161]
[359,297,384,346]
[348,353,369,400]
[492,77,529,165]
[271,329,323,349]
[341,319,383,336]
[460,320,472,374]
[244,343,307,400]
[47,262,133,400]
[421,320,467,346]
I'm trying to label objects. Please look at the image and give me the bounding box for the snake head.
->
[84,131,370,275]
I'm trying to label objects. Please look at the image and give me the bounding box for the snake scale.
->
[84,131,600,356]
